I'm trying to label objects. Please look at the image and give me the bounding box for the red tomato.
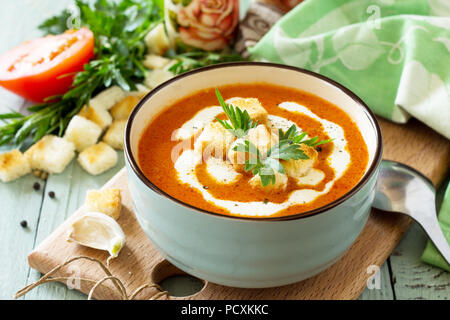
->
[0,28,94,102]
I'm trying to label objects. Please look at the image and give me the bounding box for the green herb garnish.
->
[0,0,162,147]
[234,138,312,187]
[213,88,333,187]
[167,51,247,75]
[214,89,258,138]
[233,126,332,187]
[278,124,332,147]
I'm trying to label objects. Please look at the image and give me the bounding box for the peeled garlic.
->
[67,212,125,265]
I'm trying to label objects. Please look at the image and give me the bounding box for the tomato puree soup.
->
[138,83,369,218]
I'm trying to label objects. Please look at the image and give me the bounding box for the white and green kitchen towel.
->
[246,0,450,271]
[249,0,450,139]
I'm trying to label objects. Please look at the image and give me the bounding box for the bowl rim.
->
[124,61,383,222]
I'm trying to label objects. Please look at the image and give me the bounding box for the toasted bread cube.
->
[85,188,122,220]
[249,171,288,191]
[145,23,170,56]
[78,104,113,130]
[103,120,126,150]
[247,124,276,155]
[227,138,247,173]
[90,86,127,110]
[282,144,318,178]
[110,96,140,120]
[0,149,31,182]
[129,84,150,98]
[227,125,276,172]
[24,135,75,174]
[143,54,171,70]
[144,69,174,89]
[194,121,235,159]
[78,142,118,175]
[64,115,102,152]
[229,98,268,125]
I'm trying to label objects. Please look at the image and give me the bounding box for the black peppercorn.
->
[48,191,55,198]
[20,220,27,228]
[33,182,40,191]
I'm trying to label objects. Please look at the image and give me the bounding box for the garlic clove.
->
[67,212,125,264]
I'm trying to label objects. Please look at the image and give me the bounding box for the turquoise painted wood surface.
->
[0,0,449,300]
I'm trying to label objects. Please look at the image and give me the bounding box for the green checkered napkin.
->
[249,0,450,271]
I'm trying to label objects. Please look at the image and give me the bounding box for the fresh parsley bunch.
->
[0,0,161,147]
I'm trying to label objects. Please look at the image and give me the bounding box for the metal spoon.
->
[373,160,450,264]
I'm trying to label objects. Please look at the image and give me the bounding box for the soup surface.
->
[138,83,369,218]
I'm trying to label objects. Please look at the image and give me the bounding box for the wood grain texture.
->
[26,117,450,300]
[0,173,46,299]
[24,154,125,300]
[1,0,448,302]
[358,262,394,300]
[390,223,450,300]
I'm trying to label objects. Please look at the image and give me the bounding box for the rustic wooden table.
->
[0,0,449,300]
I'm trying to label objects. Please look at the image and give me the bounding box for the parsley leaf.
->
[214,89,258,138]
[231,125,332,187]
[0,0,162,148]
[279,124,333,147]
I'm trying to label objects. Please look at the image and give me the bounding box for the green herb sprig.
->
[278,124,333,147]
[167,51,247,75]
[214,89,258,138]
[0,0,162,148]
[234,137,314,187]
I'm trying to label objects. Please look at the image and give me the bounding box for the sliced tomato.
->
[0,28,94,102]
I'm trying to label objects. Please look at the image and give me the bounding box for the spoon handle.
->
[413,213,450,265]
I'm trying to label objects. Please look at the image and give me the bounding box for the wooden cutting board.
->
[26,117,450,300]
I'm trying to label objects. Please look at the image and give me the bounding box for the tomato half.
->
[0,28,94,102]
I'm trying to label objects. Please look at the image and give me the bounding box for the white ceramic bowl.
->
[124,62,382,288]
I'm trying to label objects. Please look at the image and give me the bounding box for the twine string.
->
[87,275,127,300]
[14,256,168,300]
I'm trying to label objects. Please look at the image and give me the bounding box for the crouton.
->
[128,84,150,98]
[0,149,31,182]
[85,188,122,220]
[144,69,174,89]
[194,121,235,159]
[249,171,288,191]
[64,115,102,152]
[227,125,275,172]
[145,23,170,56]
[282,144,318,178]
[227,138,247,173]
[24,135,75,174]
[110,96,140,120]
[247,124,276,155]
[103,120,126,150]
[78,104,113,130]
[163,59,177,71]
[229,98,268,125]
[90,86,127,110]
[143,54,171,70]
[78,142,118,175]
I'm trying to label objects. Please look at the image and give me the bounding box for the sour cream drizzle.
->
[174,100,350,217]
